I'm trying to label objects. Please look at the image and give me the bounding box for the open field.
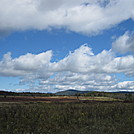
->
[0,95,123,103]
[0,93,134,134]
[0,101,134,134]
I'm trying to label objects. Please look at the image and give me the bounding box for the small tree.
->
[75,93,80,100]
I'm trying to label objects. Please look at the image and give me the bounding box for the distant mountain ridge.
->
[0,90,134,96]
[55,90,134,96]
[55,89,91,96]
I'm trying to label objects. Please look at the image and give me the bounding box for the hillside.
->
[55,89,92,96]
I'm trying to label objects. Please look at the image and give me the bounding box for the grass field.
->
[0,95,134,134]
[0,95,123,103]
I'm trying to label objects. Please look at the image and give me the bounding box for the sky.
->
[0,0,134,93]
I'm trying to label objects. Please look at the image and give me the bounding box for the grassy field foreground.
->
[0,101,134,134]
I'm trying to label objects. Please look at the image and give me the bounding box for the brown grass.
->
[0,95,122,103]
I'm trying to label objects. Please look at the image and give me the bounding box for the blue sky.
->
[0,0,134,92]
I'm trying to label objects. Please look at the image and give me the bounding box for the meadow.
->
[0,100,134,134]
[0,91,134,134]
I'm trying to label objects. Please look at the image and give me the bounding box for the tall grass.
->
[0,102,134,134]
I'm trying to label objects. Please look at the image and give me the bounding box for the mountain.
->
[55,89,91,96]
[55,90,134,96]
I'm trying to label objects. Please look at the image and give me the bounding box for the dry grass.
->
[79,96,122,101]
[0,95,123,103]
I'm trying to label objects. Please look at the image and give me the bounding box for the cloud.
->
[50,44,95,73]
[39,72,116,92]
[104,55,134,76]
[51,45,134,76]
[0,0,134,35]
[0,50,52,77]
[0,44,134,92]
[111,81,134,91]
[112,31,134,54]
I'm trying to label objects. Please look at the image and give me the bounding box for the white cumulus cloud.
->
[0,44,134,92]
[112,31,134,54]
[0,50,52,77]
[0,0,134,35]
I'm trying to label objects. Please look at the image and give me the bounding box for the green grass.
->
[0,101,134,134]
